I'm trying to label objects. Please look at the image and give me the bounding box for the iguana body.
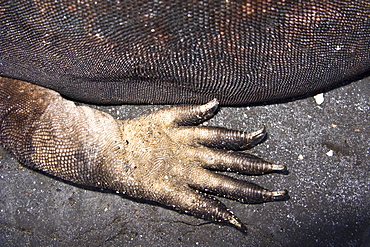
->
[1,1,369,105]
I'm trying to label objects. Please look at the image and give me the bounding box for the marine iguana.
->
[0,0,369,233]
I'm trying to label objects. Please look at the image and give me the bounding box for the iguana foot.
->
[0,77,289,233]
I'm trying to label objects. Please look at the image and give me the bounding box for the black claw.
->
[240,126,267,149]
[183,127,267,151]
[200,99,219,117]
[270,163,288,174]
[172,99,219,126]
[228,215,248,234]
[271,190,290,201]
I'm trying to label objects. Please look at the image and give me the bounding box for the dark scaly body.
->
[1,1,369,105]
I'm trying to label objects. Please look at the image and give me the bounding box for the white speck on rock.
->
[314,93,324,105]
[326,150,334,156]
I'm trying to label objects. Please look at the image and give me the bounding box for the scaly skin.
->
[0,77,288,233]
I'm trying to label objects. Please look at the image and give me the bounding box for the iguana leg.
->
[0,76,288,233]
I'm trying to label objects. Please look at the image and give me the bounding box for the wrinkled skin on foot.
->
[0,77,288,233]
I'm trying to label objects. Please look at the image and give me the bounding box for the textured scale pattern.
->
[1,78,288,232]
[0,0,369,105]
[0,0,369,233]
